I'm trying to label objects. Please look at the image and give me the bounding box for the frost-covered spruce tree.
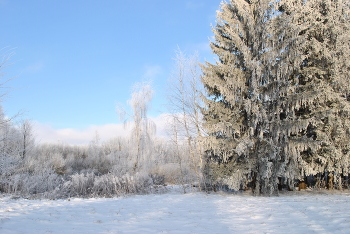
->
[200,0,290,195]
[278,0,350,188]
[201,0,350,195]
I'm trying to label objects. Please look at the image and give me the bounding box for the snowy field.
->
[1,190,350,234]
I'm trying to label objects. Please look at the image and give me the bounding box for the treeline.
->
[0,135,198,198]
[0,114,203,198]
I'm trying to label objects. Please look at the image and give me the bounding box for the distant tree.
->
[18,119,35,159]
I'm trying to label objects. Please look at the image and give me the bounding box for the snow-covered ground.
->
[1,190,350,234]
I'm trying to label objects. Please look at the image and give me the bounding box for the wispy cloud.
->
[191,42,211,53]
[186,1,205,10]
[23,61,44,73]
[142,65,162,80]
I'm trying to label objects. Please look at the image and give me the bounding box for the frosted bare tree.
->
[0,49,23,187]
[18,119,35,159]
[167,116,187,192]
[0,48,19,125]
[0,105,22,187]
[166,49,204,188]
[117,81,156,173]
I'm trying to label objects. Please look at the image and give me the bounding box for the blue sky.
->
[1,0,220,144]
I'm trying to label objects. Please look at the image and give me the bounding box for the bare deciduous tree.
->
[166,49,205,189]
[117,81,156,173]
[18,119,35,159]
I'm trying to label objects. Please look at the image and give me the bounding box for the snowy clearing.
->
[1,191,350,234]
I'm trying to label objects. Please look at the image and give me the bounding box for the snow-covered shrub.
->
[0,153,22,192]
[64,152,87,173]
[68,172,95,196]
[155,163,194,185]
[1,173,25,193]
[92,173,120,196]
[150,173,165,185]
[23,167,61,195]
[4,166,62,196]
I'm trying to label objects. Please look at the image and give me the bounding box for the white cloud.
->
[149,113,171,138]
[142,65,162,80]
[34,122,130,145]
[33,113,171,145]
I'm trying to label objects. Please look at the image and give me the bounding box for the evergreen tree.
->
[201,0,350,195]
[201,0,283,194]
[278,0,350,188]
